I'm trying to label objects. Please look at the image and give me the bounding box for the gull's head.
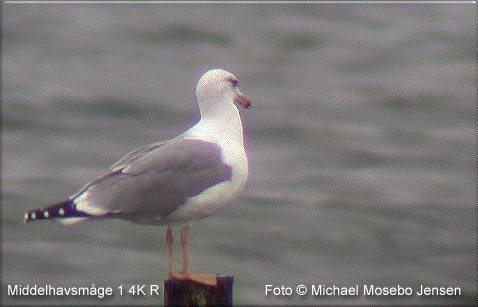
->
[196,69,251,116]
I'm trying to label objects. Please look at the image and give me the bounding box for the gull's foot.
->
[169,272,218,286]
[168,272,186,280]
[188,273,218,286]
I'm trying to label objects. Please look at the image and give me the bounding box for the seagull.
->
[24,68,251,286]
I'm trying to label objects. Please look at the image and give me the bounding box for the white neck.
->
[184,98,245,147]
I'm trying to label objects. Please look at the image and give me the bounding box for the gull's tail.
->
[24,199,92,224]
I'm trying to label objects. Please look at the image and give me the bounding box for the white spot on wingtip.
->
[59,208,65,216]
[24,212,28,221]
[44,210,50,218]
[31,212,37,220]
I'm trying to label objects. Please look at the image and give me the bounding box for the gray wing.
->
[110,142,165,171]
[74,138,232,221]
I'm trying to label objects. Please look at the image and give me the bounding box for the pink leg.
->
[180,225,218,286]
[180,225,191,277]
[166,226,174,278]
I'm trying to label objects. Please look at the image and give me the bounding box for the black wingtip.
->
[24,199,92,223]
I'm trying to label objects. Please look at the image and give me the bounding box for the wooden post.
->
[164,276,233,307]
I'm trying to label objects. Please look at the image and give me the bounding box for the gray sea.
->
[2,3,476,306]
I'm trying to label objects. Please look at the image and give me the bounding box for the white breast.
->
[166,122,248,223]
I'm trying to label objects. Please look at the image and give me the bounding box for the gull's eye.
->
[228,78,238,88]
